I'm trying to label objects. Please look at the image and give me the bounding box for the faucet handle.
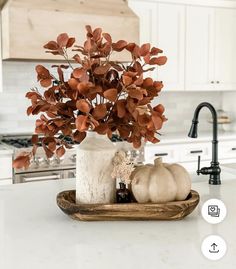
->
[197,155,201,175]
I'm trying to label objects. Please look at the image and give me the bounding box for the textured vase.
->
[76,132,117,204]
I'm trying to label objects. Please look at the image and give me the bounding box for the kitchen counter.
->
[0,178,236,269]
[151,130,236,145]
[0,143,13,155]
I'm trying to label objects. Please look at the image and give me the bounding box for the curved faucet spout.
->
[188,102,221,185]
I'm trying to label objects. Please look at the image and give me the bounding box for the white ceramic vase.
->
[76,132,117,204]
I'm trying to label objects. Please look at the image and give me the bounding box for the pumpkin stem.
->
[154,157,163,166]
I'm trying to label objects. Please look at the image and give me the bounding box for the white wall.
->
[222,91,236,131]
[153,91,222,134]
[0,61,223,135]
[0,61,66,134]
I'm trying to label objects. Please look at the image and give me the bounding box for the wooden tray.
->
[56,190,200,221]
[57,190,200,221]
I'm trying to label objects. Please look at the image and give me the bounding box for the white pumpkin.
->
[131,158,191,203]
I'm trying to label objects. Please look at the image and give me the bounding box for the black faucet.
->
[188,102,221,185]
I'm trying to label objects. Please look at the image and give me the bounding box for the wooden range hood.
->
[1,0,139,61]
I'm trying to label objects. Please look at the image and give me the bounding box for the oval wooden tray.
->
[56,190,200,221]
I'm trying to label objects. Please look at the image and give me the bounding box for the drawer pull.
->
[231,148,236,151]
[190,150,203,154]
[154,153,168,157]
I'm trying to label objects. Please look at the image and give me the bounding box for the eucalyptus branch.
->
[62,48,74,70]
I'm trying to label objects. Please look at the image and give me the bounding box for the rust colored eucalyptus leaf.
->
[48,141,57,152]
[57,33,69,47]
[66,37,75,48]
[92,104,107,120]
[134,74,143,86]
[44,41,59,50]
[73,130,86,142]
[132,45,141,59]
[116,99,126,118]
[153,81,163,91]
[143,78,153,88]
[85,25,92,34]
[118,126,130,139]
[133,61,143,75]
[128,88,143,100]
[112,40,127,51]
[150,47,163,55]
[43,145,54,158]
[94,123,109,135]
[31,134,39,144]
[40,79,52,88]
[152,111,163,130]
[75,115,89,132]
[126,42,136,52]
[133,138,141,149]
[149,56,167,65]
[73,68,85,79]
[94,64,111,75]
[35,65,50,77]
[56,146,65,157]
[103,88,117,102]
[84,38,92,52]
[76,99,91,113]
[143,53,151,64]
[35,65,53,87]
[27,106,33,116]
[73,54,82,63]
[138,97,152,106]
[110,62,123,71]
[138,113,151,126]
[124,71,138,78]
[93,28,102,41]
[61,126,72,136]
[68,78,79,90]
[13,154,31,169]
[122,75,132,86]
[102,33,112,44]
[153,104,165,114]
[140,43,151,56]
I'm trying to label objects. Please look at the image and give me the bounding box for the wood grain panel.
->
[1,0,139,61]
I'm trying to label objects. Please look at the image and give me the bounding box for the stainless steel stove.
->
[1,134,144,184]
[1,134,77,184]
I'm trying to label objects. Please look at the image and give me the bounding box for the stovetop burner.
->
[1,134,124,149]
[1,138,33,148]
[1,135,80,149]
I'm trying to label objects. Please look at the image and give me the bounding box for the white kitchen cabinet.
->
[128,0,158,78]
[156,3,185,91]
[219,141,236,159]
[128,1,185,90]
[214,8,236,90]
[145,136,236,173]
[185,6,215,91]
[186,6,236,91]
[128,0,158,45]
[179,142,211,162]
[145,144,180,164]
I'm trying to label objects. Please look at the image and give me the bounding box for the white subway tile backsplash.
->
[0,61,223,135]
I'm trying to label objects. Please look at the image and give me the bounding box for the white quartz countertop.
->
[148,130,236,145]
[0,178,236,269]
